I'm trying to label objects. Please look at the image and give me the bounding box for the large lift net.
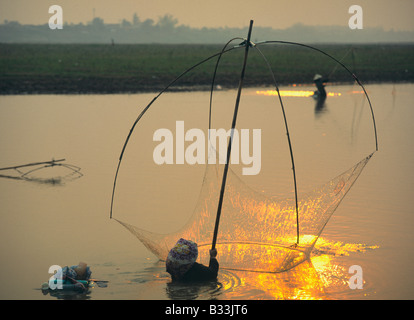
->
[110,21,377,273]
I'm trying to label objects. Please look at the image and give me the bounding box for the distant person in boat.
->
[166,238,219,282]
[313,74,329,99]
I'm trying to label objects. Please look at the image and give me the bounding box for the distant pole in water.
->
[211,20,254,251]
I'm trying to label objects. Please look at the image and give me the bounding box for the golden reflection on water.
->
[208,237,379,300]
[256,90,342,97]
[139,235,378,300]
[223,260,326,300]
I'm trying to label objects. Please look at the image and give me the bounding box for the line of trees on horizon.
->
[3,13,211,31]
[1,13,413,44]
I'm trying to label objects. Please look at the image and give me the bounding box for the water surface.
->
[0,83,413,299]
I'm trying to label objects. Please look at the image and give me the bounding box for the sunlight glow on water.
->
[256,90,342,97]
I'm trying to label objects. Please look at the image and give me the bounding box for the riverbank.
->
[1,43,413,94]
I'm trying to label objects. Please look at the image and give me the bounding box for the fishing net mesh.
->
[115,146,373,273]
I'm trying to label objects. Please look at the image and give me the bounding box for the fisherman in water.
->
[166,238,219,282]
[313,74,329,114]
[313,74,329,99]
[61,262,92,291]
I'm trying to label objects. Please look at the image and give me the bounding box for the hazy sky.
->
[1,0,413,31]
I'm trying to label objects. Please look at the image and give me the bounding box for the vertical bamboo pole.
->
[211,20,254,250]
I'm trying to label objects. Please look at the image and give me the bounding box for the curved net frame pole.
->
[211,20,254,251]
[208,36,245,136]
[109,45,240,219]
[253,46,300,245]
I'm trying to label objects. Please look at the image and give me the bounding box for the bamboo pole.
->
[0,159,66,171]
[211,20,254,251]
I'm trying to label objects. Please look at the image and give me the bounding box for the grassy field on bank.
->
[0,43,413,94]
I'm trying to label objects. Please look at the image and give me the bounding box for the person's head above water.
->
[166,238,198,280]
[74,261,87,274]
